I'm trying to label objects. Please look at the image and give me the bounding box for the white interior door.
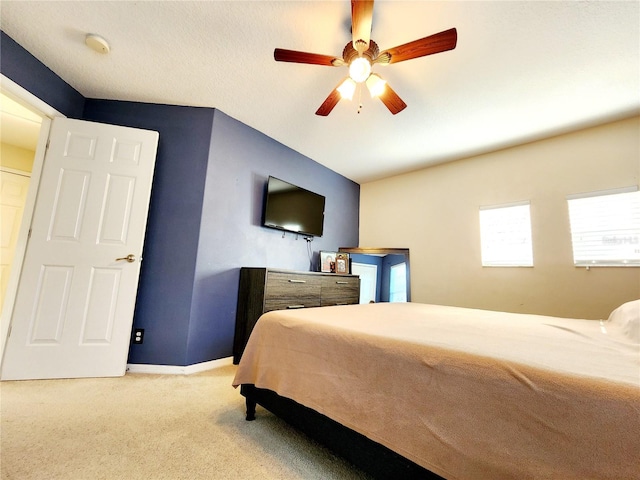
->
[0,170,31,311]
[1,117,158,380]
[352,263,377,303]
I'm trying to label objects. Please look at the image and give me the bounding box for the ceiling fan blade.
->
[274,48,340,66]
[351,0,374,52]
[315,80,347,116]
[378,83,407,115]
[380,28,457,64]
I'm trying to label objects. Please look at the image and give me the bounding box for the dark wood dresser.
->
[233,267,360,364]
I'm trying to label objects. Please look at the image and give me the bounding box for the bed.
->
[232,300,640,479]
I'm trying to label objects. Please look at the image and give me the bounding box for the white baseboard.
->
[126,356,233,375]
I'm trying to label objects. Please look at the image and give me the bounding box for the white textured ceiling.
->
[1,1,638,183]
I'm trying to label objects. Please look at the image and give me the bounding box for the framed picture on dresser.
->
[320,251,337,273]
[335,253,349,274]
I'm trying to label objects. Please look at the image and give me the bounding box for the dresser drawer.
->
[264,272,321,311]
[264,298,322,312]
[321,276,360,306]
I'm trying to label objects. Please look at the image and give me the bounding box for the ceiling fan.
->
[274,0,457,116]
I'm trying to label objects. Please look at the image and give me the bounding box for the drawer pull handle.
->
[335,281,348,284]
[287,305,305,309]
[288,279,306,284]
[335,302,348,305]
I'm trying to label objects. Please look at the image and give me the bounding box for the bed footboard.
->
[239,384,442,480]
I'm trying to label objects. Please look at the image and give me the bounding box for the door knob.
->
[116,254,136,263]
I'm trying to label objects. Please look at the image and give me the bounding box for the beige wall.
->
[1,143,35,172]
[360,116,639,320]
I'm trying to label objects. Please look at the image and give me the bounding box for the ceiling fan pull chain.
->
[357,84,363,114]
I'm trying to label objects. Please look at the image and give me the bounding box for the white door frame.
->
[0,74,62,367]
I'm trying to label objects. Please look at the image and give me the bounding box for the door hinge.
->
[28,228,32,239]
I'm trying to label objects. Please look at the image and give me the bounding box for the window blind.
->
[479,202,533,267]
[567,187,639,266]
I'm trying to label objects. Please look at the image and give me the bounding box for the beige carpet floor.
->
[0,363,370,479]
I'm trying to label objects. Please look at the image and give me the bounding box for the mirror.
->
[338,248,411,304]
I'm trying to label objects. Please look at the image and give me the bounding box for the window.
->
[567,187,639,266]
[389,262,407,302]
[479,202,533,266]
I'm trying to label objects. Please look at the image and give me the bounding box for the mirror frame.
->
[338,247,411,302]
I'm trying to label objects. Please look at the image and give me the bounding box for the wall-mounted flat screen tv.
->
[262,176,325,237]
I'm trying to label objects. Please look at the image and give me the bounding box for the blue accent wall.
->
[1,31,85,118]
[82,100,215,366]
[2,30,360,366]
[83,104,359,366]
[187,110,359,364]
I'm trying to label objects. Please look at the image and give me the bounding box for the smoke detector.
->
[85,34,110,54]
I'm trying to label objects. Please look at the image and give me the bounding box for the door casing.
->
[0,74,58,366]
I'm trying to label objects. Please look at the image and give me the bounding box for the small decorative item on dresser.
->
[320,251,337,273]
[335,253,349,274]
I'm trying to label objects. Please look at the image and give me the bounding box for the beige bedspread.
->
[233,302,640,480]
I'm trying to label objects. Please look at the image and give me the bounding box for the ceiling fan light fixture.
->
[349,57,372,83]
[365,74,386,97]
[337,78,357,100]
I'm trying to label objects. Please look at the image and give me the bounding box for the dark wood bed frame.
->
[241,384,444,479]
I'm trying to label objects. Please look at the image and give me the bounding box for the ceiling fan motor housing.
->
[342,40,379,65]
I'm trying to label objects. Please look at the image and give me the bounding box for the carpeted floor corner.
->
[0,364,370,479]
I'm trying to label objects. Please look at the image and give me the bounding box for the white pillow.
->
[606,299,640,344]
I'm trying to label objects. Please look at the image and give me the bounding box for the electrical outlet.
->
[133,328,144,344]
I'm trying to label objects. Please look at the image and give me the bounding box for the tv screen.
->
[263,176,325,237]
